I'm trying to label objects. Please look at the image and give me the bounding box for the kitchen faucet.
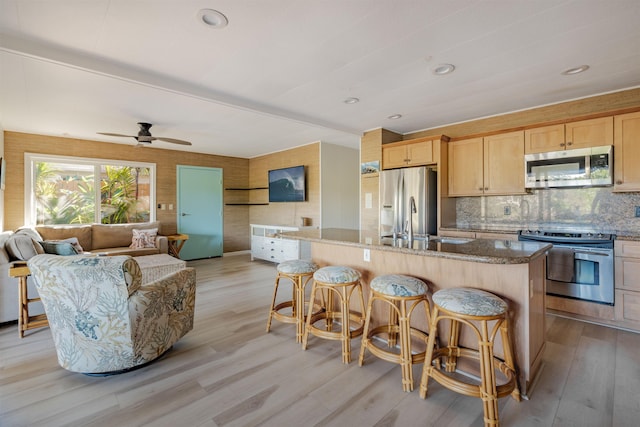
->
[407,196,417,242]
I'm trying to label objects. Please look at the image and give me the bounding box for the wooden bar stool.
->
[266,259,319,343]
[302,266,365,363]
[358,274,432,392]
[419,288,520,427]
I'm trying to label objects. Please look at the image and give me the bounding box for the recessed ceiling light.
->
[343,97,360,104]
[561,65,590,75]
[388,114,402,120]
[197,9,228,28]
[432,64,455,75]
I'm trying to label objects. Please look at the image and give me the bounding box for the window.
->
[25,153,156,225]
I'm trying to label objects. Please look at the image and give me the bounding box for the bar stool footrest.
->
[365,325,428,365]
[429,347,517,400]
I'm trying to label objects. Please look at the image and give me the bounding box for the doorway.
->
[176,165,223,260]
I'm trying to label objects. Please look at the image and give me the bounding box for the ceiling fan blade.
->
[97,132,135,138]
[156,137,192,146]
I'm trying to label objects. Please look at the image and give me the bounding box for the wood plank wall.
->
[360,129,402,232]
[248,142,321,228]
[3,132,250,252]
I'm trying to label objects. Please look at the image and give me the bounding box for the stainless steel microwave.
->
[524,145,613,188]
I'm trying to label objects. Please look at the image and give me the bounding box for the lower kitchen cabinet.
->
[250,224,309,263]
[614,240,640,326]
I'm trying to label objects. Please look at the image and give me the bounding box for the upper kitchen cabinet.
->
[524,117,613,154]
[614,111,640,192]
[382,137,434,169]
[448,131,525,196]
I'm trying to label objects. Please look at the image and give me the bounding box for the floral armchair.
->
[27,254,196,374]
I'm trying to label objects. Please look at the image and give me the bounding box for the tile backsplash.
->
[455,187,640,235]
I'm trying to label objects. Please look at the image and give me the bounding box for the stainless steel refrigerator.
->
[379,166,437,238]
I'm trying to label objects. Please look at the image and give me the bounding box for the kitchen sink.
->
[382,233,429,241]
[429,237,473,244]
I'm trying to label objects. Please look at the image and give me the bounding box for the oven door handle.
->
[573,250,612,258]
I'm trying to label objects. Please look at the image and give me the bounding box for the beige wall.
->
[3,132,250,252]
[248,142,321,228]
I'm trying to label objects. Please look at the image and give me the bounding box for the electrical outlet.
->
[363,249,370,262]
[635,206,640,217]
[504,206,511,216]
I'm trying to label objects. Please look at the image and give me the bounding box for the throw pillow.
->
[5,234,44,261]
[58,237,84,253]
[129,228,158,249]
[40,241,79,256]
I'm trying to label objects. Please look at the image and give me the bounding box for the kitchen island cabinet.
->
[283,228,549,398]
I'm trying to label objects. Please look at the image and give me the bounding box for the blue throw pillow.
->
[41,241,79,256]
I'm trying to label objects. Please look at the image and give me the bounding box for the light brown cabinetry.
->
[382,138,434,169]
[613,111,640,192]
[524,116,613,154]
[614,240,640,327]
[448,131,525,196]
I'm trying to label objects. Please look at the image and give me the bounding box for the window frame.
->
[24,152,156,226]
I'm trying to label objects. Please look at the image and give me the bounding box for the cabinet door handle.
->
[560,143,566,147]
[616,180,623,185]
[484,187,489,191]
[566,141,573,146]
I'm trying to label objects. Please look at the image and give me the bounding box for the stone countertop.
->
[281,228,551,265]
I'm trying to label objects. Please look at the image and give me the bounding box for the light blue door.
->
[177,166,223,260]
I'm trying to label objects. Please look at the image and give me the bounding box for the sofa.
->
[0,222,168,323]
[27,254,195,374]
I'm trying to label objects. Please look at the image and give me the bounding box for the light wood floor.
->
[1,254,639,427]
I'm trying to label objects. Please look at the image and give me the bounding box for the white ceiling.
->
[1,0,639,158]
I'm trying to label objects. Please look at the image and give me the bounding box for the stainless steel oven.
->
[518,230,614,305]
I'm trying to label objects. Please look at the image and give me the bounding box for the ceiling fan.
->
[97,122,192,146]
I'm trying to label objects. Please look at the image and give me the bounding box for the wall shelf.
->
[224,187,269,206]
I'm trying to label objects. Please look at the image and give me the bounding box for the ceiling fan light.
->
[197,9,228,28]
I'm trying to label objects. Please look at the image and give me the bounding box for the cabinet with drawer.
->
[250,224,307,263]
[614,240,640,327]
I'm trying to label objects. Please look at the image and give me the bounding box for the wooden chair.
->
[302,266,365,363]
[419,287,520,427]
[358,274,432,392]
[266,259,318,343]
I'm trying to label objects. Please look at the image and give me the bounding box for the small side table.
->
[8,264,49,338]
[167,234,189,258]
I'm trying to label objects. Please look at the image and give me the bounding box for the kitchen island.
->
[282,228,551,398]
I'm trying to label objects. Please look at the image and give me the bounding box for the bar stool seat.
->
[359,274,432,392]
[302,266,365,363]
[266,259,319,343]
[420,287,520,427]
